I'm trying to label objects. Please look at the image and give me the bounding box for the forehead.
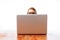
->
[28,9,35,12]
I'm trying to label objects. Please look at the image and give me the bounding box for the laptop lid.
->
[17,15,47,34]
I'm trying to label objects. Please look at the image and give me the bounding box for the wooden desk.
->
[18,35,46,40]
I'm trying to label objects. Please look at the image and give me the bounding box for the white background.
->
[0,0,60,40]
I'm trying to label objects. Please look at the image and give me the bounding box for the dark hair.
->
[27,7,37,14]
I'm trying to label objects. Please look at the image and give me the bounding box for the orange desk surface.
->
[18,35,46,40]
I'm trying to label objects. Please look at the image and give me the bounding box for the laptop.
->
[17,15,47,34]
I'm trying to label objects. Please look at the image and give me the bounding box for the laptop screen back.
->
[17,15,47,34]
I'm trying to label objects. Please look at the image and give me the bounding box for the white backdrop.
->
[0,0,60,35]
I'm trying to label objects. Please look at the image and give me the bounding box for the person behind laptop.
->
[27,7,37,14]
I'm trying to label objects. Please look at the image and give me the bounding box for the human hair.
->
[27,7,37,14]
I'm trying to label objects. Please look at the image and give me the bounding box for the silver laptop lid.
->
[17,15,47,34]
